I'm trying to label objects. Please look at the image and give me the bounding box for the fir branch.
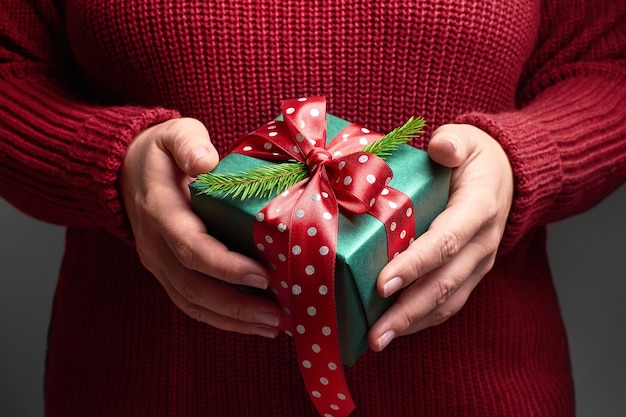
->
[362,116,426,159]
[195,161,308,200]
[193,116,425,200]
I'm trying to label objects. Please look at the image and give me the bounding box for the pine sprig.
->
[193,116,425,200]
[361,116,426,158]
[195,161,308,200]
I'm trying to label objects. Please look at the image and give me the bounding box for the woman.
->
[1,1,625,416]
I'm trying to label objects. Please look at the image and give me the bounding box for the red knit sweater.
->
[2,1,626,416]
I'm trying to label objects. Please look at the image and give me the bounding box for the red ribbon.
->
[231,97,416,417]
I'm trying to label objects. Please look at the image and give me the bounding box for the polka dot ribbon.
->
[231,97,416,417]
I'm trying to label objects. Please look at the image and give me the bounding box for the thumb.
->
[427,124,469,168]
[161,117,220,176]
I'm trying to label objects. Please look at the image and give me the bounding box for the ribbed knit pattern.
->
[1,1,625,416]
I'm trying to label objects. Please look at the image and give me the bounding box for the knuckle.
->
[434,277,460,306]
[179,281,202,306]
[428,308,456,327]
[228,302,244,322]
[172,238,195,269]
[438,229,462,261]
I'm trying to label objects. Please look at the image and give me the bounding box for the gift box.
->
[189,97,449,416]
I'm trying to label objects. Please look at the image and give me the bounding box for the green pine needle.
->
[195,161,309,200]
[193,116,425,200]
[361,116,426,158]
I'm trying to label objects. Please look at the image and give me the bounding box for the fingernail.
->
[440,137,459,154]
[254,326,279,339]
[189,148,210,171]
[377,329,395,351]
[243,274,268,290]
[255,311,281,327]
[383,276,404,298]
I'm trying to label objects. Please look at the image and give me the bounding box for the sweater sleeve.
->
[0,2,181,243]
[456,1,626,254]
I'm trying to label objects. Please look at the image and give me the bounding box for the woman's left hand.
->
[368,124,514,352]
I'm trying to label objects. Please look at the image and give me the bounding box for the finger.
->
[369,242,493,351]
[377,197,482,298]
[156,194,271,288]
[428,125,471,168]
[159,117,220,176]
[144,237,282,335]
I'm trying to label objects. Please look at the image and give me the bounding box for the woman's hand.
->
[120,118,282,338]
[369,124,514,351]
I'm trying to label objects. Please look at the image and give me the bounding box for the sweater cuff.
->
[455,111,563,254]
[73,106,181,244]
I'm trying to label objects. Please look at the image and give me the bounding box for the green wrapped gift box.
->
[189,113,450,366]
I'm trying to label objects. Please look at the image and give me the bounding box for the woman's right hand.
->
[119,117,282,338]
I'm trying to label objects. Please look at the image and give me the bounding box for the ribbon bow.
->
[231,97,416,417]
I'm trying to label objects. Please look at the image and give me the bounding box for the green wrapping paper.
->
[189,113,450,366]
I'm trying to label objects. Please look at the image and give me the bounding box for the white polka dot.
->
[370,198,376,207]
[256,212,265,222]
[361,127,370,134]
[295,209,305,218]
[267,132,277,138]
[358,155,369,163]
[308,139,317,146]
[366,174,376,184]
[305,265,315,275]
[307,227,317,236]
[292,245,302,255]
[278,253,287,262]
[390,221,397,231]
[393,251,400,258]
[292,285,302,295]
[310,108,320,117]
[319,246,329,255]
[333,151,344,158]
[312,390,321,398]
[405,207,412,217]
[381,188,390,196]
[410,237,415,244]
[312,343,321,353]
[342,133,350,139]
[359,137,368,145]
[338,161,346,170]
[298,97,308,102]
[302,360,312,368]
[385,176,392,185]
[331,404,340,410]
[337,393,347,400]
[296,324,305,334]
[265,235,273,243]
[267,124,277,129]
[328,362,337,370]
[323,212,332,220]
[343,176,352,186]
[243,145,253,151]
[319,285,328,295]
[400,230,407,239]
[256,243,265,251]
[322,192,329,198]
[389,201,398,209]
[281,190,290,197]
[324,414,333,417]
[286,107,295,114]
[299,119,306,129]
[277,223,287,232]
[280,280,288,289]
[307,306,317,316]
[285,330,293,337]
[312,193,321,202]
[320,377,329,385]
[294,146,300,153]
[322,326,332,336]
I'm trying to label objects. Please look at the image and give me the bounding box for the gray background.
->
[1,185,625,417]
